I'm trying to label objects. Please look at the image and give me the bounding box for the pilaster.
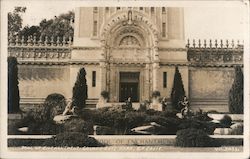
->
[152,62,160,91]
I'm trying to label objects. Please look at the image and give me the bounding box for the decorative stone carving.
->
[119,36,140,47]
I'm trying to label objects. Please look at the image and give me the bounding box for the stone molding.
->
[8,38,244,67]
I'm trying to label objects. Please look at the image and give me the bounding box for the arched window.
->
[93,21,97,36]
[162,22,166,37]
[105,7,109,13]
[151,7,155,14]
[93,7,98,13]
[162,7,166,14]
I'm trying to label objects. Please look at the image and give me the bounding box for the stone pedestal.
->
[149,97,163,111]
[96,97,109,109]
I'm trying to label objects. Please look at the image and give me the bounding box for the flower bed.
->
[9,105,244,136]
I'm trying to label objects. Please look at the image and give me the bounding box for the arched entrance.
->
[99,9,159,102]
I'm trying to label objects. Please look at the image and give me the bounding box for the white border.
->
[1,0,249,159]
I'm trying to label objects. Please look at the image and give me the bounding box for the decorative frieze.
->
[8,35,72,63]
[7,36,244,67]
[187,39,243,64]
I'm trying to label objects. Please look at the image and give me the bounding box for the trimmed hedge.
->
[178,119,216,135]
[63,118,93,135]
[43,132,104,147]
[229,66,243,114]
[8,139,45,147]
[175,128,218,147]
[220,115,232,127]
[72,67,88,110]
[41,93,66,121]
[8,132,104,147]
[8,56,20,113]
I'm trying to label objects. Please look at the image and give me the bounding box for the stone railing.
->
[186,39,243,65]
[8,35,72,63]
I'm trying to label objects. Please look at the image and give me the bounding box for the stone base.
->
[7,135,243,146]
[94,135,176,146]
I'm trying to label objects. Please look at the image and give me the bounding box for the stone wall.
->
[18,65,70,105]
[188,67,235,112]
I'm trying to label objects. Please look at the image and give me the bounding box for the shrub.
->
[11,112,63,135]
[193,109,213,121]
[159,109,178,118]
[63,118,93,135]
[145,116,181,135]
[171,66,185,111]
[43,132,104,147]
[8,139,45,147]
[178,119,216,135]
[229,66,243,114]
[28,120,63,135]
[152,91,161,98]
[41,93,66,121]
[72,67,88,110]
[88,107,148,134]
[175,128,217,147]
[8,56,20,113]
[123,111,146,134]
[138,100,150,112]
[220,115,232,127]
[100,90,109,100]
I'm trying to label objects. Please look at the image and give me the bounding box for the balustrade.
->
[8,35,72,61]
[186,39,243,64]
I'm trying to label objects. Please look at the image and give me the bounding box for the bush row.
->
[8,132,104,147]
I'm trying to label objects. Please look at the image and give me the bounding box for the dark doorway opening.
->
[119,72,140,102]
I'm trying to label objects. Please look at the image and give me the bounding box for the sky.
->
[4,0,247,41]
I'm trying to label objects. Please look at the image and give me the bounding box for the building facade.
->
[8,7,243,112]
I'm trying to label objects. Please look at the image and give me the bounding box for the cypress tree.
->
[229,66,243,114]
[171,66,185,111]
[72,67,88,109]
[8,56,20,113]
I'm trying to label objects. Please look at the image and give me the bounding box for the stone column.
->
[100,41,107,92]
[144,63,151,100]
[99,62,107,92]
[152,46,160,91]
[152,62,160,91]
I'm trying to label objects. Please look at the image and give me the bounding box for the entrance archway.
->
[99,9,160,102]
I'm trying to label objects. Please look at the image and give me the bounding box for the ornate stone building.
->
[8,7,243,112]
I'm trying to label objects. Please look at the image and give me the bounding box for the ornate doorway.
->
[119,72,140,102]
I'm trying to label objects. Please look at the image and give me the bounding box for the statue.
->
[128,10,133,25]
[178,96,189,110]
[124,97,133,111]
[180,96,192,119]
[53,99,77,124]
[62,99,78,116]
[161,97,168,111]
